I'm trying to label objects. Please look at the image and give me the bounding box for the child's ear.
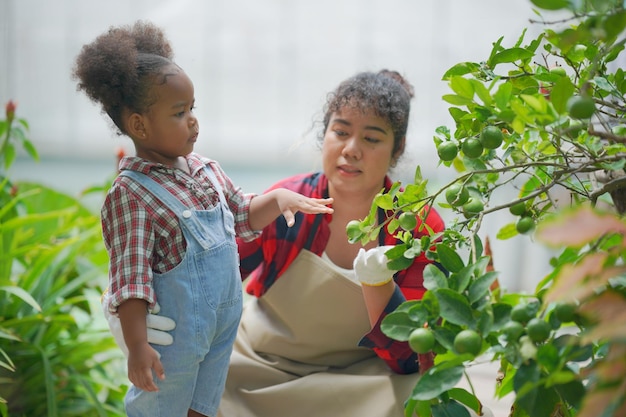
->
[126,113,147,140]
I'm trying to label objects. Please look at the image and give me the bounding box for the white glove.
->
[353,245,395,286]
[101,291,176,357]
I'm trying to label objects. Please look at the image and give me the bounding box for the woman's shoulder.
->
[266,171,325,195]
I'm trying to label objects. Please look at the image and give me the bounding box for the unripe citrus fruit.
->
[553,302,577,323]
[479,126,504,150]
[445,184,470,207]
[502,320,525,341]
[516,216,535,234]
[462,198,484,218]
[398,212,417,231]
[509,201,527,216]
[567,95,595,119]
[346,220,361,240]
[408,328,436,354]
[462,138,483,158]
[510,303,535,324]
[454,329,482,356]
[437,142,458,161]
[549,66,567,77]
[526,318,551,343]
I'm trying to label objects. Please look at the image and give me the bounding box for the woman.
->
[218,69,445,417]
[108,69,446,416]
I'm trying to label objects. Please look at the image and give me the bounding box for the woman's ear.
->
[126,113,147,140]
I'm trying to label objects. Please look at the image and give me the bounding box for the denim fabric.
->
[121,168,242,417]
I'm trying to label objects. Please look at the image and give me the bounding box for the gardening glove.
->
[101,290,176,358]
[353,245,395,286]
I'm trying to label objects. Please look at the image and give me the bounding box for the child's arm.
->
[248,188,333,230]
[118,298,165,391]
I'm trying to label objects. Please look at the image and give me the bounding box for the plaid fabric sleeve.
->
[101,184,157,313]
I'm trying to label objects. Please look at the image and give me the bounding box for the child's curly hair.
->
[72,20,175,135]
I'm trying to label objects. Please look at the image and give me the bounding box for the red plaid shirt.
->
[238,172,446,374]
[102,153,257,313]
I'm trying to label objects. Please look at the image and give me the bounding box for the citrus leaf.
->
[411,365,464,401]
[423,264,448,291]
[436,243,464,273]
[434,288,474,327]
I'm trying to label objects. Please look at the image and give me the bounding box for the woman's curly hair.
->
[72,20,175,135]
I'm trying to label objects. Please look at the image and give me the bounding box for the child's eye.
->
[333,129,347,137]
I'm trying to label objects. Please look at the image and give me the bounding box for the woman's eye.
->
[365,137,381,144]
[333,129,347,137]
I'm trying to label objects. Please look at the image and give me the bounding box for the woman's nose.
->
[342,136,361,159]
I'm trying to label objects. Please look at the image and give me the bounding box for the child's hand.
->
[127,343,165,392]
[276,189,334,227]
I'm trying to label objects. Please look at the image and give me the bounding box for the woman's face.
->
[322,107,400,199]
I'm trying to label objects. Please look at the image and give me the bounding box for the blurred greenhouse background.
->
[1,0,552,292]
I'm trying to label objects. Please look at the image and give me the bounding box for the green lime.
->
[509,201,527,216]
[502,321,525,342]
[408,328,436,354]
[479,126,504,150]
[567,95,595,119]
[346,220,362,241]
[437,142,458,161]
[526,318,551,343]
[453,329,482,356]
[553,302,577,323]
[398,212,417,231]
[516,216,535,234]
[462,198,484,218]
[445,184,470,207]
[549,66,567,77]
[462,138,484,158]
[510,303,535,324]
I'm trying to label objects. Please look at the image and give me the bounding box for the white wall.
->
[1,0,552,292]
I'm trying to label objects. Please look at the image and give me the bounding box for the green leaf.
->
[436,243,465,273]
[450,76,475,99]
[530,0,570,10]
[494,82,513,110]
[442,94,475,106]
[434,288,474,327]
[423,264,448,291]
[373,193,394,210]
[447,387,481,415]
[411,365,464,401]
[468,271,499,304]
[432,400,471,417]
[381,311,422,341]
[550,76,576,114]
[0,286,42,312]
[490,48,534,66]
[442,62,481,80]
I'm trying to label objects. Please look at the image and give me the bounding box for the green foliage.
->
[0,103,126,416]
[351,1,626,416]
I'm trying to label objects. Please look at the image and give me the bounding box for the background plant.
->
[0,101,126,416]
[348,0,626,416]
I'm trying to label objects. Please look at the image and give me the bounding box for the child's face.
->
[135,65,199,166]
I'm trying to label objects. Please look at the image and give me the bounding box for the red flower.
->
[5,100,16,122]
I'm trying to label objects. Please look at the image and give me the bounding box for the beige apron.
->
[217,250,418,417]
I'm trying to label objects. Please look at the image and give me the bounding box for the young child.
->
[72,21,333,417]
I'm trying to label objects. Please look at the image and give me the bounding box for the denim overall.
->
[120,168,243,417]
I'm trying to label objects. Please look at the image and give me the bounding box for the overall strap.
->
[118,170,189,215]
[203,165,229,209]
